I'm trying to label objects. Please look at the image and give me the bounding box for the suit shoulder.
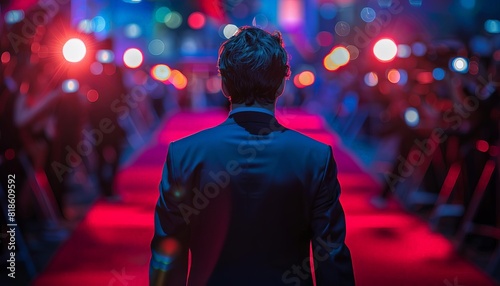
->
[170,125,222,148]
[283,129,331,152]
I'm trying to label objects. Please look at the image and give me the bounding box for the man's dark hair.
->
[217,26,290,105]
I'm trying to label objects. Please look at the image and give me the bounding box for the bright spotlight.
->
[63,38,86,63]
[404,107,420,127]
[123,48,143,68]
[451,57,468,73]
[373,38,397,62]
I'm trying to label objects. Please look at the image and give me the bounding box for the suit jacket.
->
[150,110,354,286]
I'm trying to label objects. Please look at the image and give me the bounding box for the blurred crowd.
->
[312,31,500,274]
[0,7,180,258]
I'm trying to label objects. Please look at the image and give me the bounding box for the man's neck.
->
[231,103,275,114]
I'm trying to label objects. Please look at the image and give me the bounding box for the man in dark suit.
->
[150,26,354,286]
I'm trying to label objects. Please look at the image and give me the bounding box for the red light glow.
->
[87,89,99,102]
[476,140,489,153]
[188,12,206,29]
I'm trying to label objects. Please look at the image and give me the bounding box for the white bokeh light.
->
[373,38,397,62]
[123,48,143,68]
[62,38,86,63]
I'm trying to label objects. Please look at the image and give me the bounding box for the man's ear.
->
[275,79,286,98]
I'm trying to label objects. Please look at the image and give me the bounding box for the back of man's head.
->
[218,26,290,106]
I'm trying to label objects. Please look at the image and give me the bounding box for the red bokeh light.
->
[1,51,11,64]
[316,31,334,47]
[188,12,206,30]
[476,140,489,153]
[87,89,99,102]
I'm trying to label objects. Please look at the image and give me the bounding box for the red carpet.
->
[34,109,497,286]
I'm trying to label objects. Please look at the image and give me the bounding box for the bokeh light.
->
[78,19,92,33]
[96,50,114,63]
[316,31,334,47]
[124,24,141,38]
[252,14,269,28]
[91,16,106,32]
[62,79,79,93]
[484,20,500,33]
[151,64,171,81]
[346,45,359,61]
[334,21,350,36]
[298,71,315,87]
[4,10,24,24]
[432,68,446,80]
[397,44,411,58]
[90,62,103,75]
[169,70,187,89]
[398,69,408,85]
[451,57,468,73]
[319,3,337,19]
[360,7,376,22]
[155,7,171,23]
[411,42,427,56]
[223,24,239,39]
[294,75,304,89]
[387,69,401,84]
[87,89,99,102]
[164,11,182,29]
[148,39,165,56]
[364,72,378,87]
[1,51,11,64]
[123,48,143,68]
[373,38,397,62]
[417,72,434,84]
[404,107,420,127]
[476,140,489,152]
[188,12,206,29]
[324,46,350,71]
[63,38,86,63]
